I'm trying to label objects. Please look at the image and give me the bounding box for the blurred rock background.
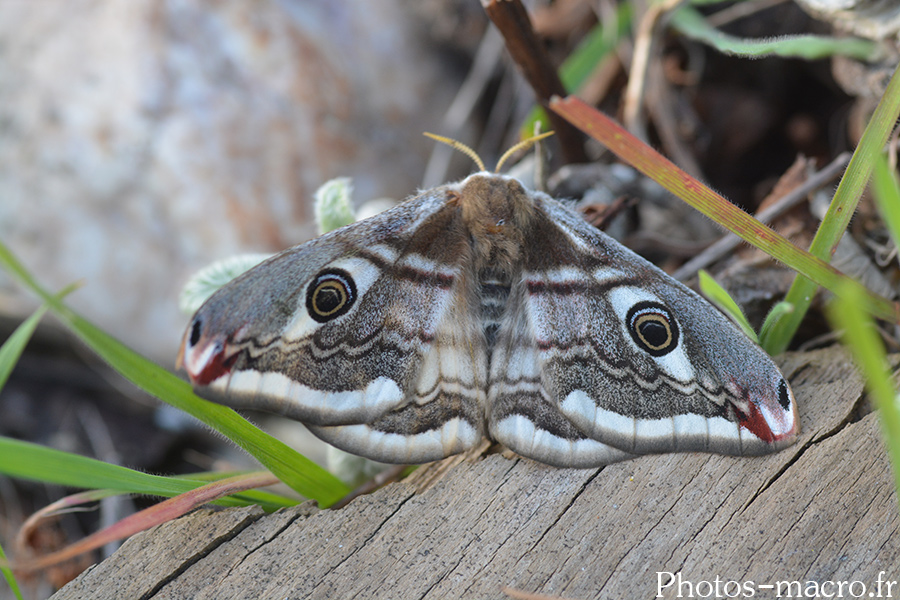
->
[0,0,474,362]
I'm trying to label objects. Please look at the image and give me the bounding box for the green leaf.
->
[0,283,77,395]
[761,61,900,354]
[559,4,630,90]
[671,6,878,61]
[759,301,794,338]
[0,436,295,510]
[0,540,23,600]
[0,305,48,393]
[179,253,273,315]
[698,270,758,343]
[872,154,900,251]
[314,177,356,235]
[826,282,900,500]
[0,240,351,507]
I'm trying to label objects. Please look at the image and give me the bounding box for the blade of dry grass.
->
[549,95,900,328]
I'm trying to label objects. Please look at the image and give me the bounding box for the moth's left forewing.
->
[494,193,798,464]
[181,186,490,464]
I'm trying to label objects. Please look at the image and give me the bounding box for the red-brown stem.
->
[483,0,587,164]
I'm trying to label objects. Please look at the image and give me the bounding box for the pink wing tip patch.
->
[737,386,799,445]
[181,338,237,386]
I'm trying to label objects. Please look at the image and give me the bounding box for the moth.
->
[178,141,799,468]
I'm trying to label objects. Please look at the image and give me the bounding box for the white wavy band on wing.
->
[365,242,401,264]
[491,414,635,468]
[560,389,751,455]
[396,252,459,281]
[308,417,480,464]
[705,416,742,455]
[560,389,635,449]
[212,370,405,424]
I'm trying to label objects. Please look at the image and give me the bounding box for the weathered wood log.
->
[51,347,900,599]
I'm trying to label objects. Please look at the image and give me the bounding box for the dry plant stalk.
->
[483,0,587,163]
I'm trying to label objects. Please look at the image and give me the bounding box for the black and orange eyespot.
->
[306,269,356,322]
[627,301,679,356]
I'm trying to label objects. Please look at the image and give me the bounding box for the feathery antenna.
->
[495,131,554,173]
[424,131,555,174]
[423,133,486,173]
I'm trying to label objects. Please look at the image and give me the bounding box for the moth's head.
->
[177,238,358,390]
[684,315,799,450]
[710,358,798,453]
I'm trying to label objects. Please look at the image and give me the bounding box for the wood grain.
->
[51,347,900,599]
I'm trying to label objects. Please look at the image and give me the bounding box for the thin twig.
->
[483,0,587,163]
[623,0,686,138]
[644,56,704,178]
[706,0,790,28]
[423,27,505,187]
[671,152,852,281]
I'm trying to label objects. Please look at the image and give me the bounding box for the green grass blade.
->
[672,6,878,61]
[761,61,900,354]
[0,541,23,600]
[0,305,48,392]
[872,154,900,249]
[0,284,79,391]
[0,436,295,510]
[560,11,627,88]
[172,473,297,508]
[760,301,794,338]
[698,270,758,342]
[59,318,348,505]
[826,283,900,499]
[0,240,351,506]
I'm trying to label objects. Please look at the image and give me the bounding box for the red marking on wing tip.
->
[736,401,778,444]
[190,346,238,386]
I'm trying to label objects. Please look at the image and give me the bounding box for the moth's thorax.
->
[455,173,536,272]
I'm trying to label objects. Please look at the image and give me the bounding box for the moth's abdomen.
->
[478,269,512,350]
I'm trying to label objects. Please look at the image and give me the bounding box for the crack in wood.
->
[134,506,264,600]
[219,502,318,581]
